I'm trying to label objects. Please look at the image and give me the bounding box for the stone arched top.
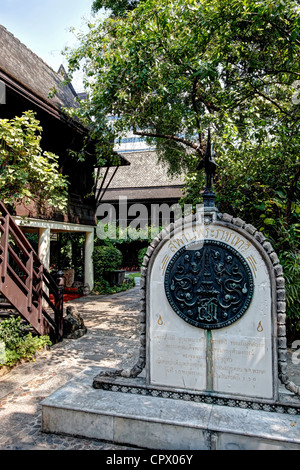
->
[128,210,299,398]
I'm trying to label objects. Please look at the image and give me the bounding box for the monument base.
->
[41,368,300,450]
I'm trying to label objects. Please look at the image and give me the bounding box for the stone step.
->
[41,369,300,451]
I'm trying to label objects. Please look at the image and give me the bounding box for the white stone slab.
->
[148,222,275,400]
[41,370,300,450]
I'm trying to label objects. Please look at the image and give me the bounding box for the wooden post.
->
[84,230,94,293]
[55,270,64,342]
[26,251,33,312]
[1,215,9,282]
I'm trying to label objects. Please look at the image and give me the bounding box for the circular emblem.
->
[164,240,254,329]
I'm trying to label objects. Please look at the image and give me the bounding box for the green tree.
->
[0,111,69,213]
[66,0,300,339]
[67,0,300,181]
[66,0,300,228]
[92,0,142,17]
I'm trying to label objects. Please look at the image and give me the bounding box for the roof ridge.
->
[0,24,69,84]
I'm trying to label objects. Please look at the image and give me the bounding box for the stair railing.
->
[0,201,63,342]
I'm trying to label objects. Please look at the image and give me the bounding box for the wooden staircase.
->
[0,294,19,319]
[0,202,63,342]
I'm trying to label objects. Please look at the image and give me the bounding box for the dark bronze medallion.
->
[164,240,254,329]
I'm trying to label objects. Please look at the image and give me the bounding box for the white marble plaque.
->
[148,221,275,400]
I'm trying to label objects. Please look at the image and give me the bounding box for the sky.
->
[1,0,99,92]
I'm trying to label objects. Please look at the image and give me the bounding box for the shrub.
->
[93,245,123,280]
[93,275,135,295]
[0,316,27,350]
[0,317,51,368]
[280,251,300,343]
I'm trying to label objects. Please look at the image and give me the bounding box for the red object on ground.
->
[49,291,84,303]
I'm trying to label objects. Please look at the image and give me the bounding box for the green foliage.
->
[138,247,148,268]
[66,0,300,338]
[0,316,27,350]
[65,0,300,176]
[280,252,300,342]
[0,317,51,368]
[92,0,141,16]
[93,274,135,295]
[96,222,160,244]
[50,233,85,280]
[93,245,123,279]
[0,111,69,212]
[93,277,111,293]
[92,242,140,294]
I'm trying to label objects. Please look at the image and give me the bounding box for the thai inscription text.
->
[168,227,251,254]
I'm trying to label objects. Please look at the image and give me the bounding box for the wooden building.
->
[97,132,185,268]
[98,130,185,226]
[0,25,127,291]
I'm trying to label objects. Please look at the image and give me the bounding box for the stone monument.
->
[42,136,300,450]
[145,212,275,401]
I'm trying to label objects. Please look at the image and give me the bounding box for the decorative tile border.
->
[96,379,300,416]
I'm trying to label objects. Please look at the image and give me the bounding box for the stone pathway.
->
[0,288,141,450]
[0,286,299,450]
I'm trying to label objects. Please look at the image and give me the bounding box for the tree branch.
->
[192,78,202,146]
[132,127,203,154]
[250,84,288,115]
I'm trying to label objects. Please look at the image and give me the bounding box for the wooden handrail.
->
[7,245,30,276]
[26,252,33,312]
[0,214,9,281]
[0,201,64,342]
[7,264,29,293]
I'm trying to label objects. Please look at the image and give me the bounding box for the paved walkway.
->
[0,286,299,450]
[0,288,141,450]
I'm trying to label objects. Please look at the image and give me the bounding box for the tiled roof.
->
[101,152,185,189]
[100,185,184,202]
[0,25,131,171]
[0,25,77,110]
[99,151,185,204]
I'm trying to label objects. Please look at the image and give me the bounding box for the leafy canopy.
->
[0,111,69,212]
[67,0,300,169]
[65,0,300,234]
[66,0,300,337]
[92,0,142,17]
